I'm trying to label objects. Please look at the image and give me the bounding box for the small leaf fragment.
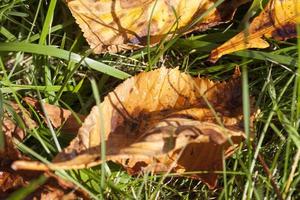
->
[24,97,85,134]
[0,102,35,159]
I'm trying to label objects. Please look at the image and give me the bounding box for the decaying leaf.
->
[0,100,88,199]
[0,168,88,199]
[66,0,248,53]
[13,67,256,188]
[23,97,85,134]
[0,102,35,160]
[210,0,300,62]
[0,170,26,194]
[0,98,84,160]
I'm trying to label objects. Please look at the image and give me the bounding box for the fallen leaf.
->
[24,97,85,134]
[1,102,35,160]
[0,100,88,199]
[27,172,89,200]
[210,0,300,62]
[0,170,26,194]
[0,168,88,199]
[1,98,84,160]
[13,67,256,188]
[0,103,36,195]
[66,0,248,53]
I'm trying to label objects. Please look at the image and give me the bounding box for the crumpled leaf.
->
[1,102,36,160]
[66,0,248,53]
[0,100,88,199]
[13,67,256,189]
[210,0,300,62]
[0,169,88,199]
[0,170,26,194]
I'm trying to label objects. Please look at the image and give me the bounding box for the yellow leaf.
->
[66,0,247,53]
[210,0,300,62]
[13,67,257,189]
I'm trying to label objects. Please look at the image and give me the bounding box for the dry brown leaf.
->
[0,100,88,199]
[66,0,248,53]
[13,67,256,189]
[210,0,300,62]
[28,172,89,200]
[0,168,88,199]
[1,98,84,160]
[24,97,85,133]
[0,103,35,194]
[0,102,36,160]
[0,170,26,194]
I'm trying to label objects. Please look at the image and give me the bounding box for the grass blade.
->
[0,42,130,79]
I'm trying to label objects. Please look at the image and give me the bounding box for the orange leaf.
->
[66,0,247,53]
[13,67,257,189]
[210,0,300,62]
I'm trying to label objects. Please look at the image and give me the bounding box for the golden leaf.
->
[66,0,247,53]
[210,0,300,62]
[13,67,256,188]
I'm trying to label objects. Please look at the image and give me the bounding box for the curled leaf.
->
[210,0,300,62]
[66,0,247,53]
[13,67,256,188]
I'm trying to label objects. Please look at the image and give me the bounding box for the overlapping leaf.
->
[13,67,256,188]
[210,0,300,62]
[66,0,247,53]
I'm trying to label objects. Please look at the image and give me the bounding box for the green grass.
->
[0,0,300,199]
